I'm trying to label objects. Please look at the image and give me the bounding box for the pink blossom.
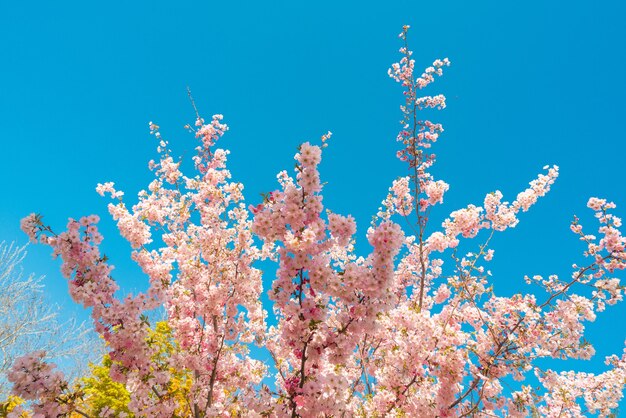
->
[424,179,449,206]
[12,26,626,418]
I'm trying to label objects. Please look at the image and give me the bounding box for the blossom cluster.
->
[10,27,626,417]
[7,351,69,417]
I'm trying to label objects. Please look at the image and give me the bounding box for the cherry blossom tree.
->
[8,27,626,417]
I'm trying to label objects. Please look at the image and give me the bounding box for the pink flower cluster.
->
[7,351,70,417]
[327,212,356,246]
[19,213,40,242]
[12,27,626,418]
[424,179,449,206]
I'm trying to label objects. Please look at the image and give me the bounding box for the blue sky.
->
[1,0,625,402]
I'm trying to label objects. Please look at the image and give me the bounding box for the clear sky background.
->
[1,0,625,402]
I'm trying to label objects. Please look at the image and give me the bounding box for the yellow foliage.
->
[76,321,193,417]
[0,395,29,417]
